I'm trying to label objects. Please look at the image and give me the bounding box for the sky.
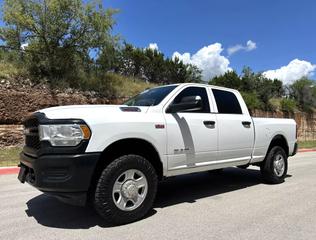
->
[102,0,316,83]
[0,0,315,83]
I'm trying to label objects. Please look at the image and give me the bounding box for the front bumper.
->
[19,152,100,206]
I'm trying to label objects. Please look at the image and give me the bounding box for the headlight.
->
[39,124,91,146]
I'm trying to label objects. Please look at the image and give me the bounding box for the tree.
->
[96,43,121,73]
[209,67,284,111]
[163,58,197,84]
[239,67,283,110]
[241,91,262,113]
[240,66,258,92]
[101,43,202,84]
[185,64,202,83]
[142,47,166,83]
[209,70,241,89]
[289,78,316,112]
[0,0,117,86]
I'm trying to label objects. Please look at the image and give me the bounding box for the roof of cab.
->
[164,82,239,93]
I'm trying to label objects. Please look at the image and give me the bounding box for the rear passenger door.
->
[211,88,254,164]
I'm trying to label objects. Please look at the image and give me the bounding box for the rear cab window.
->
[211,88,242,114]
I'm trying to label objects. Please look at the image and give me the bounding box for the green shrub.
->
[0,62,28,80]
[241,92,263,111]
[280,98,297,113]
[268,98,281,111]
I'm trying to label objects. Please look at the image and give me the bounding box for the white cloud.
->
[172,43,232,80]
[227,40,257,56]
[263,59,316,84]
[246,40,257,51]
[147,43,158,51]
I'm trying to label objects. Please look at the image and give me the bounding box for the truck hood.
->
[38,105,149,120]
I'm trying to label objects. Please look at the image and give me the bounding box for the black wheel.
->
[94,154,158,225]
[260,146,288,184]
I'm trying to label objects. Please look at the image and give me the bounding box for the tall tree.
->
[0,0,117,86]
[209,70,241,89]
[102,43,202,84]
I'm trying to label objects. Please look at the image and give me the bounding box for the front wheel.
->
[94,154,158,224]
[260,146,288,184]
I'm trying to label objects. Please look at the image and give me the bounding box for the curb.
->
[0,166,20,175]
[298,149,316,153]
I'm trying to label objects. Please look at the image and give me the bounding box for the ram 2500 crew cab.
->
[18,83,297,224]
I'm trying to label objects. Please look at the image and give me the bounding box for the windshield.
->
[124,85,177,106]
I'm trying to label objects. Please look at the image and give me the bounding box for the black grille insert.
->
[24,117,40,150]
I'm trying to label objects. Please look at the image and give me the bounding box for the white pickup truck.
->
[18,83,297,224]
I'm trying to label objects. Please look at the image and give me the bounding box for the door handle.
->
[203,120,215,126]
[242,121,251,127]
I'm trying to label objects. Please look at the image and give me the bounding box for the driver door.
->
[164,86,218,172]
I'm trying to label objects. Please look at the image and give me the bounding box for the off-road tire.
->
[94,154,158,225]
[260,146,288,184]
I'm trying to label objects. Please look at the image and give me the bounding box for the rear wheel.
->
[94,154,158,224]
[260,146,288,184]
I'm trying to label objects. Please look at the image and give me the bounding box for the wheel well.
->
[267,135,289,157]
[89,138,163,193]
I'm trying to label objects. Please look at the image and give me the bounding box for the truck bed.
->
[251,117,296,163]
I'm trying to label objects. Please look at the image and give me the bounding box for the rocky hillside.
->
[0,78,127,124]
[0,125,23,147]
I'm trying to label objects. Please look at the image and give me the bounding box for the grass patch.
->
[0,62,27,80]
[0,147,21,167]
[298,140,316,149]
[103,73,157,98]
[81,73,157,98]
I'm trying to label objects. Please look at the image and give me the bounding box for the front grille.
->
[24,116,40,150]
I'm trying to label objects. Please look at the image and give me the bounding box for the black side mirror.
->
[167,95,202,113]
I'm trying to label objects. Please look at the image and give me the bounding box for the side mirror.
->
[167,95,202,113]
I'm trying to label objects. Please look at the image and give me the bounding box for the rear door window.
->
[212,89,242,114]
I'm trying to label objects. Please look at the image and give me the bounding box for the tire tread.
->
[260,146,288,184]
[94,154,158,224]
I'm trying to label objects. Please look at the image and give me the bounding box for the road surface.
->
[1,152,315,240]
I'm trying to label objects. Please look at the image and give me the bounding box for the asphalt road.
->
[1,152,315,240]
